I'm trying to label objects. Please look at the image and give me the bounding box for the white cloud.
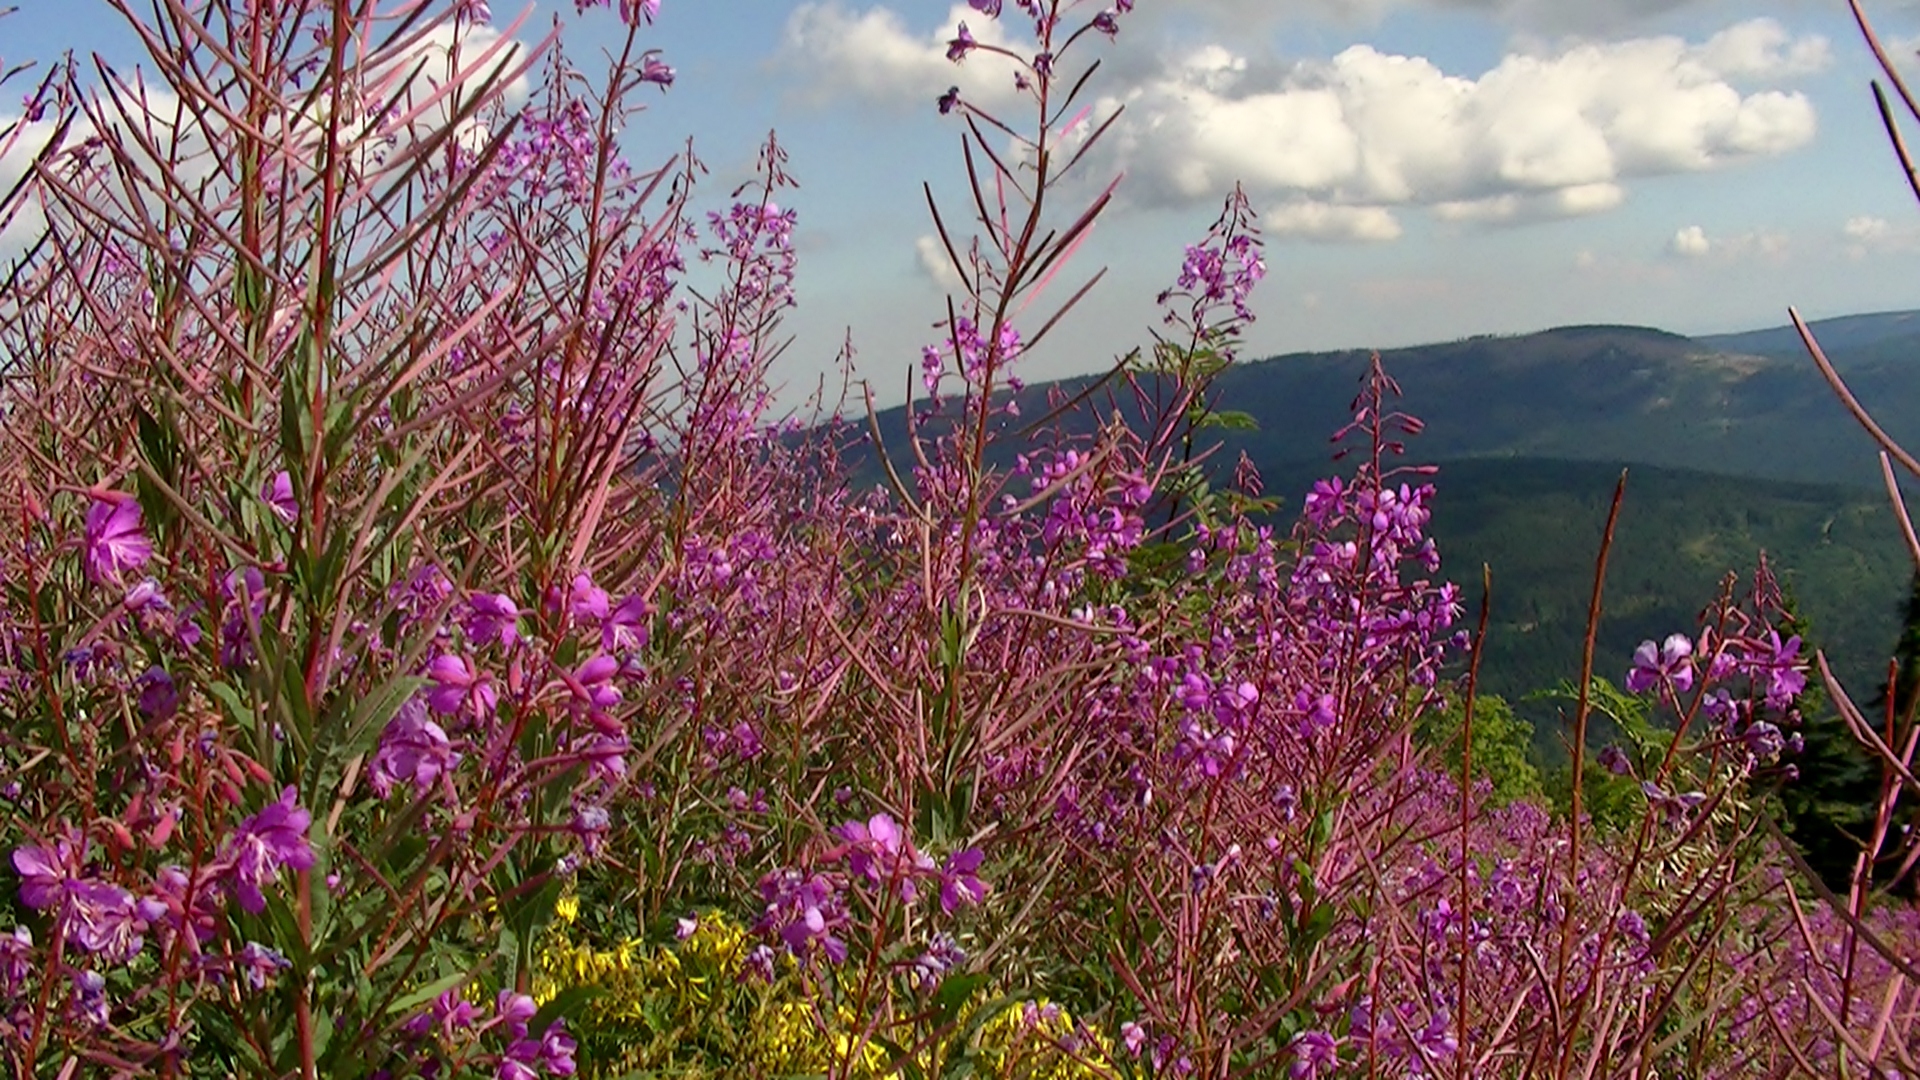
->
[1076,23,1818,236]
[1667,224,1788,262]
[783,9,1823,243]
[779,3,1024,112]
[1694,18,1831,80]
[0,18,532,262]
[1847,215,1892,241]
[914,233,967,290]
[1263,199,1402,242]
[1670,224,1711,257]
[1843,214,1920,257]
[1434,182,1626,225]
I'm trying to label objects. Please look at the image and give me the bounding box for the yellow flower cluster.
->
[975,998,1119,1080]
[748,1000,898,1079]
[532,900,1115,1080]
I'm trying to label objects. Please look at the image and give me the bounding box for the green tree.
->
[1420,693,1544,808]
[1778,580,1903,895]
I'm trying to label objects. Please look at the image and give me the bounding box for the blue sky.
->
[14,0,1920,404]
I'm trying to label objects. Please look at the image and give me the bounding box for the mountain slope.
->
[1416,458,1907,749]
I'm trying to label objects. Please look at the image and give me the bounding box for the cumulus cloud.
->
[1150,0,1703,34]
[780,3,1025,112]
[1694,19,1831,80]
[783,8,1823,244]
[914,233,967,290]
[1669,224,1711,257]
[1842,214,1920,257]
[1084,24,1820,224]
[1265,200,1403,242]
[0,19,530,261]
[1434,182,1626,225]
[1667,224,1788,262]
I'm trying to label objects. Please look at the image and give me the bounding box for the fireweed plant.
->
[0,0,1917,1078]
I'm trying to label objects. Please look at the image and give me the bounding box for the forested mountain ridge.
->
[842,311,1920,745]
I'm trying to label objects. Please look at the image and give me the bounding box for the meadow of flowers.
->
[2,1,1919,1077]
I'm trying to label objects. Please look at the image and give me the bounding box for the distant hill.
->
[1419,458,1907,754]
[1696,309,1920,359]
[861,312,1920,490]
[839,311,1920,742]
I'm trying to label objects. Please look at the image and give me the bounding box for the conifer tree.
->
[1779,577,1913,894]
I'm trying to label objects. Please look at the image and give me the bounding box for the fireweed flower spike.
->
[1754,629,1807,708]
[82,494,151,585]
[575,0,660,25]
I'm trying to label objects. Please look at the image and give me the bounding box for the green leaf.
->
[307,673,426,801]
[384,970,472,1016]
[530,984,608,1039]
[1196,408,1259,432]
[207,679,254,727]
[279,350,313,480]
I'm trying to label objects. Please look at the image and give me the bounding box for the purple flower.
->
[123,578,165,613]
[569,654,622,712]
[219,566,268,669]
[1626,633,1694,695]
[145,864,222,954]
[12,839,143,962]
[756,869,847,964]
[84,496,152,585]
[639,55,674,87]
[262,471,298,524]
[938,86,961,115]
[506,1014,572,1076]
[1754,631,1807,709]
[537,1021,577,1076]
[1092,10,1118,36]
[939,848,988,913]
[69,969,107,1028]
[566,573,609,626]
[1743,719,1785,758]
[237,941,291,990]
[1598,745,1633,776]
[0,925,31,997]
[406,986,480,1041]
[369,700,460,797]
[969,0,1000,14]
[464,592,521,650]
[947,22,977,62]
[392,563,453,622]
[603,595,650,653]
[1289,1030,1339,1079]
[136,667,178,720]
[223,787,315,914]
[427,653,498,719]
[836,813,908,886]
[495,990,538,1036]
